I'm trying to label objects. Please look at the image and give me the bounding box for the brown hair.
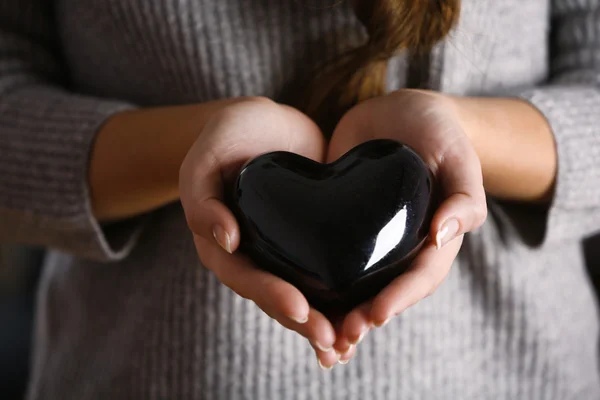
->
[294,0,461,136]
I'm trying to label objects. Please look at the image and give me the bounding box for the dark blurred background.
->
[0,245,43,400]
[588,234,600,296]
[0,236,598,400]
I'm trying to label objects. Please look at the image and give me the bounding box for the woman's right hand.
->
[179,97,347,368]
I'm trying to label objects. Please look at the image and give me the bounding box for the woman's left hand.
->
[327,89,488,360]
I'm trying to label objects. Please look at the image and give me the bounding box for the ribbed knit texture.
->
[0,0,599,399]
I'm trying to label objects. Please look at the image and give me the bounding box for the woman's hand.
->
[327,90,488,358]
[179,97,345,368]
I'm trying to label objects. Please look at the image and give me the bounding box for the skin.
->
[452,95,557,203]
[325,90,557,361]
[90,90,557,368]
[90,98,241,221]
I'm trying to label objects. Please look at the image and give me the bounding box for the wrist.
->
[90,97,242,221]
[443,95,557,203]
[445,94,483,149]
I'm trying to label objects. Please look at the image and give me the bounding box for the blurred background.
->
[0,236,598,400]
[0,245,43,400]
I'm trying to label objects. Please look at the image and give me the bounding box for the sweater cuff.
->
[518,85,600,244]
[0,86,147,262]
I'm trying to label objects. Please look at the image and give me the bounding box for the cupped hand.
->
[179,97,343,368]
[326,90,487,358]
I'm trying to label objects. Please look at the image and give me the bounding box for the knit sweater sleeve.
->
[0,0,145,262]
[514,0,600,244]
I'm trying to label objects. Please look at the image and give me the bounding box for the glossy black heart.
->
[230,139,436,316]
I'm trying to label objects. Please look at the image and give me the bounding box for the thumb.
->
[179,148,241,255]
[187,193,240,255]
[430,140,487,249]
[179,100,325,254]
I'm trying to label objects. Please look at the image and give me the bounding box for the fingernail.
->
[212,225,232,254]
[374,317,391,328]
[435,218,460,250]
[313,340,332,352]
[290,314,309,324]
[335,345,350,356]
[318,357,333,370]
[338,345,354,364]
[350,329,368,345]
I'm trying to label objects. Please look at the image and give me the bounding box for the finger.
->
[189,197,241,254]
[332,335,353,355]
[430,136,487,249]
[313,345,341,370]
[431,192,484,250]
[306,308,337,351]
[180,101,326,252]
[337,344,356,365]
[263,311,338,370]
[197,235,339,350]
[370,236,463,326]
[274,307,337,351]
[307,315,344,370]
[196,235,310,324]
[333,314,363,365]
[332,318,352,354]
[337,302,372,348]
[180,148,241,253]
[325,93,487,246]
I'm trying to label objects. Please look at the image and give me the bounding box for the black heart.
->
[231,139,436,316]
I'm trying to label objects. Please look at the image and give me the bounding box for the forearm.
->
[90,98,239,222]
[452,96,557,204]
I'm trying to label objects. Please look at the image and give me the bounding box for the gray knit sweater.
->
[1,0,600,399]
